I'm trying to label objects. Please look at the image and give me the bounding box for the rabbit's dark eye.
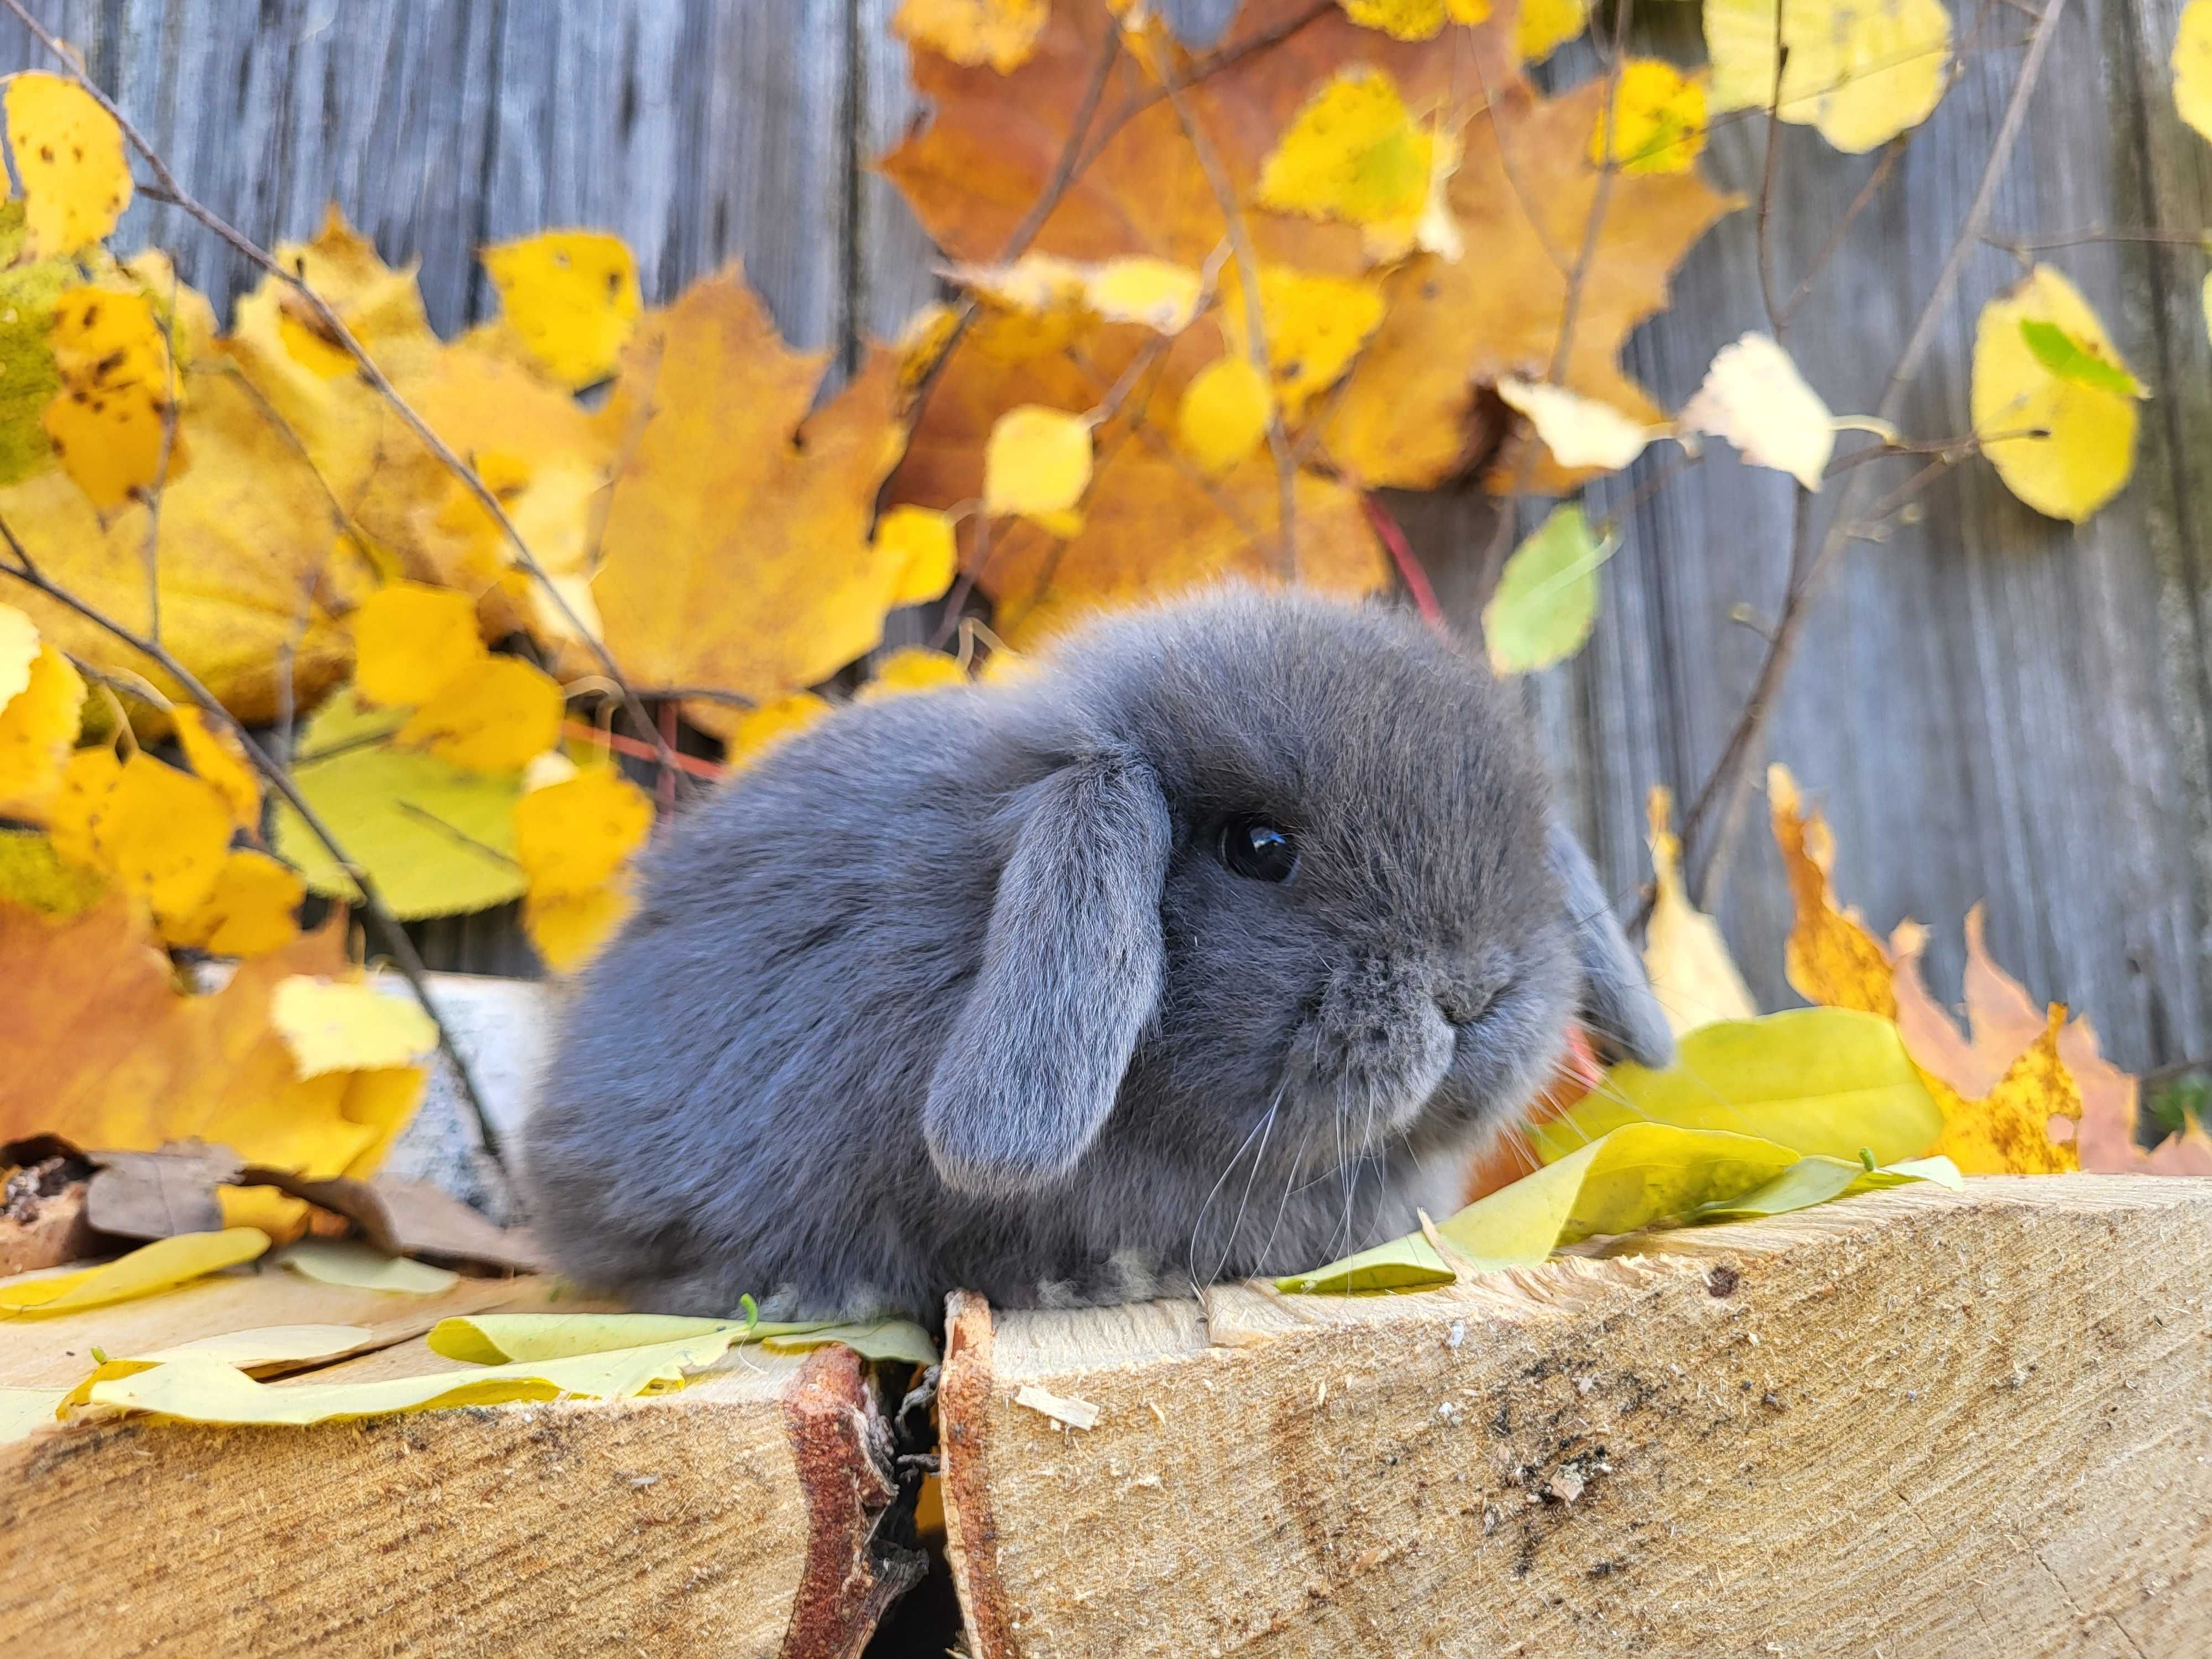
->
[1219,817,1297,883]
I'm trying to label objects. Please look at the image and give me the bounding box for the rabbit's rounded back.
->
[521,587,1668,1321]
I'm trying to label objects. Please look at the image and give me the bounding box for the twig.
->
[1550,0,1637,385]
[1359,494,1444,627]
[1677,0,2073,906]
[140,262,184,642]
[1158,59,1299,576]
[563,721,726,780]
[0,520,510,1169]
[1,0,674,781]
[1755,9,1792,337]
[1782,134,1912,326]
[1983,224,2212,259]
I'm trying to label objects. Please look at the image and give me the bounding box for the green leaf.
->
[85,1331,736,1426]
[1692,1152,1963,1222]
[1534,1008,1943,1168]
[430,1310,942,1369]
[1276,1228,1454,1294]
[2018,319,2145,398]
[271,687,526,920]
[1483,504,1616,677]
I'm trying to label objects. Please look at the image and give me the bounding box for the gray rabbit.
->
[521,587,1671,1322]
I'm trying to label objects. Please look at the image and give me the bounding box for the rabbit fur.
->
[522,587,1672,1322]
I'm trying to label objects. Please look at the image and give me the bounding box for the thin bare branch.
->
[1755,8,1791,336]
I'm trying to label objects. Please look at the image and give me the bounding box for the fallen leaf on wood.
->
[242,1170,547,1273]
[430,1310,941,1366]
[58,1322,377,1410]
[1693,1153,1963,1221]
[84,1141,243,1241]
[0,1385,67,1444]
[0,1226,269,1318]
[82,1328,736,1426]
[1272,1227,1455,1293]
[276,1238,458,1295]
[757,1319,942,1367]
[1641,785,1757,1037]
[1011,1382,1102,1431]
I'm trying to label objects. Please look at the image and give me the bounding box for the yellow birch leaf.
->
[0,643,84,815]
[1484,505,1614,676]
[352,581,488,708]
[1680,331,1836,490]
[514,764,653,901]
[983,404,1093,523]
[95,752,233,923]
[2180,0,2212,140]
[1218,265,1388,420]
[1177,356,1274,473]
[86,1330,735,1425]
[430,1312,740,1364]
[895,0,1050,72]
[43,742,118,868]
[1705,0,1953,153]
[1496,379,1651,471]
[156,848,302,957]
[1590,59,1708,175]
[0,1228,269,1319]
[877,505,959,607]
[0,603,36,707]
[0,242,72,487]
[0,826,106,914]
[43,284,182,510]
[1,1385,67,1443]
[1083,258,1207,333]
[271,976,439,1078]
[396,655,565,774]
[272,695,526,920]
[1338,0,1494,41]
[1642,784,1757,1037]
[861,646,969,701]
[724,690,833,769]
[276,1238,458,1294]
[171,706,260,830]
[1971,265,2140,523]
[1693,1153,1963,1220]
[58,1323,378,1411]
[1768,763,1895,1016]
[1516,0,1590,62]
[1256,69,1435,228]
[479,229,643,390]
[3,73,132,258]
[524,879,634,973]
[1533,1008,1944,1165]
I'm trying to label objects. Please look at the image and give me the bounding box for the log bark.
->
[1,1269,918,1658]
[940,1175,2212,1658]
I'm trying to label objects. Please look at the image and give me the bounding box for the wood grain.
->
[1,0,2203,1068]
[939,1176,2212,1657]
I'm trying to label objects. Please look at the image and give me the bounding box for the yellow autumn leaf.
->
[0,237,72,487]
[895,0,1049,72]
[876,505,960,607]
[85,1329,736,1426]
[94,751,234,924]
[524,879,635,973]
[2180,0,2212,141]
[983,404,1093,524]
[1,1385,66,1444]
[0,601,37,707]
[861,646,969,701]
[156,848,303,957]
[273,693,526,918]
[1591,59,1708,175]
[43,743,117,869]
[352,580,488,707]
[276,1238,459,1294]
[1768,763,1896,1016]
[1642,785,1757,1036]
[1496,378,1652,471]
[58,1323,378,1411]
[0,643,84,815]
[0,827,106,915]
[1516,0,1590,63]
[1535,1008,1943,1166]
[44,284,183,511]
[270,976,439,1078]
[1217,265,1387,419]
[1706,0,1953,153]
[1177,356,1274,474]
[0,1228,270,1319]
[479,229,643,390]
[396,655,565,774]
[724,690,833,768]
[945,253,1209,341]
[171,706,260,830]
[1338,0,1493,42]
[1971,265,2140,523]
[1922,1005,2081,1175]
[1679,332,1837,490]
[1256,68,1434,229]
[3,72,133,258]
[430,1312,740,1364]
[514,764,653,901]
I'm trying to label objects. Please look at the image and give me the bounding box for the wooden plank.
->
[2,1271,918,1657]
[938,1176,2212,1657]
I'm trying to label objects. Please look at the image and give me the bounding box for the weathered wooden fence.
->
[6,0,2208,1074]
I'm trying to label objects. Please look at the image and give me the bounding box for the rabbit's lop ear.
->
[924,751,1171,1197]
[1548,819,1674,1070]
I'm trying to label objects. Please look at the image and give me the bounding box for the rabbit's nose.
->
[1433,977,1498,1027]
